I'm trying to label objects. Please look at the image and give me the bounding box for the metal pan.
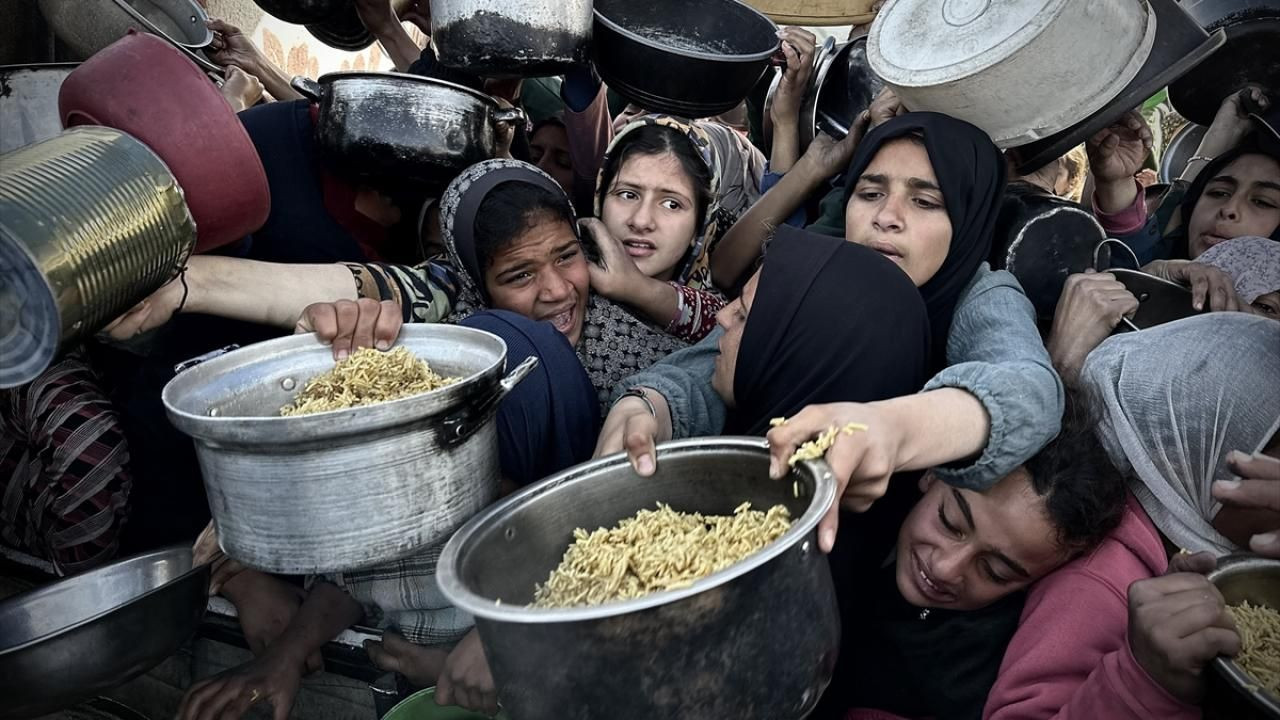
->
[0,546,209,719]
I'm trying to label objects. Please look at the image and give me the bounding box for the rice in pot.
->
[279,347,458,416]
[532,502,792,609]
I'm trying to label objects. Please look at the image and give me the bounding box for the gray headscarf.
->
[1081,313,1280,554]
[439,159,688,409]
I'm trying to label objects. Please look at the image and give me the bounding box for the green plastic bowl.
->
[382,687,510,720]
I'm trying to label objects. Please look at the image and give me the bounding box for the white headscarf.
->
[1081,313,1280,554]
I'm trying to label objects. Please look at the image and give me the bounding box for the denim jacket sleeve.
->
[924,263,1065,490]
[610,327,726,439]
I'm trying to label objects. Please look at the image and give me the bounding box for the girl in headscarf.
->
[985,312,1280,720]
[1089,90,1279,265]
[605,112,1061,512]
[583,114,766,341]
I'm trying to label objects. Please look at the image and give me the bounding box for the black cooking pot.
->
[994,185,1106,321]
[592,0,780,118]
[305,1,376,51]
[1169,0,1280,125]
[253,0,347,25]
[292,72,526,189]
[1160,122,1208,182]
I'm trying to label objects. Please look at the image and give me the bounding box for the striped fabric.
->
[0,354,132,575]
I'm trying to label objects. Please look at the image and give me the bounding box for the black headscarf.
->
[839,112,1006,370]
[727,227,932,435]
[1171,141,1280,259]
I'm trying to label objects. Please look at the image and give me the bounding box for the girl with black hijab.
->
[602,112,1061,535]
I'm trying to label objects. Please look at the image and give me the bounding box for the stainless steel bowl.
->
[0,546,209,719]
[1207,554,1280,719]
[437,437,841,720]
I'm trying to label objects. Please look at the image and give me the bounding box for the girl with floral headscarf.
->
[582,114,765,341]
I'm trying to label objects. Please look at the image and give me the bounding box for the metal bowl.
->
[0,546,209,719]
[438,437,841,720]
[1207,554,1280,719]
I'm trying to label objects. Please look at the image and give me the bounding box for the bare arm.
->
[355,0,424,72]
[103,255,358,340]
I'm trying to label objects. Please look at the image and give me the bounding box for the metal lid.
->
[870,0,1071,82]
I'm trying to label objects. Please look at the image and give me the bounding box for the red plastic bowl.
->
[58,32,270,254]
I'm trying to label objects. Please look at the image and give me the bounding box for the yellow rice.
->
[1228,600,1280,695]
[770,417,868,466]
[279,347,457,416]
[532,502,792,608]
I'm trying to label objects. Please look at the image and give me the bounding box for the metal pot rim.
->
[0,545,207,656]
[315,71,507,109]
[591,6,780,63]
[161,324,509,443]
[1206,553,1280,715]
[437,436,836,624]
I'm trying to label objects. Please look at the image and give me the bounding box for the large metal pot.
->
[868,0,1156,148]
[745,0,880,26]
[292,72,527,190]
[0,63,77,155]
[437,437,841,720]
[1169,0,1280,125]
[431,0,592,76]
[0,127,196,390]
[38,0,212,60]
[592,0,781,118]
[161,324,537,575]
[1205,554,1280,719]
[0,546,209,719]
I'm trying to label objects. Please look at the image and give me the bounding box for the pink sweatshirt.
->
[982,494,1199,720]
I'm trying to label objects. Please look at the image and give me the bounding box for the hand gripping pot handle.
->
[440,355,539,447]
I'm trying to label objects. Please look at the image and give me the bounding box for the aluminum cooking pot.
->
[437,437,841,720]
[431,0,592,76]
[868,0,1156,148]
[0,546,209,719]
[161,324,537,574]
[1204,554,1280,720]
[592,0,781,118]
[293,72,527,190]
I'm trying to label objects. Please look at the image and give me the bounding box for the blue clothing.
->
[459,311,598,486]
[613,264,1064,490]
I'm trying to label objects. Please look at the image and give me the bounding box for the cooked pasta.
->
[532,502,792,608]
[1228,600,1280,695]
[279,347,457,416]
[770,417,868,466]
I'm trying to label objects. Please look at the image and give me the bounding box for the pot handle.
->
[440,356,539,447]
[493,107,527,126]
[292,76,324,102]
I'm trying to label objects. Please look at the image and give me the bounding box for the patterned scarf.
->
[596,115,765,292]
[440,159,686,408]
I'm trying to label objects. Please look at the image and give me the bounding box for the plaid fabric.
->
[318,536,473,648]
[0,355,132,575]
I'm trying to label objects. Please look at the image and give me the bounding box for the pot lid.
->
[869,0,1077,83]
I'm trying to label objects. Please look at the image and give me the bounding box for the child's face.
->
[893,469,1071,611]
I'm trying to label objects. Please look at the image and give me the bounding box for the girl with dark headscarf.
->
[605,109,1061,528]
